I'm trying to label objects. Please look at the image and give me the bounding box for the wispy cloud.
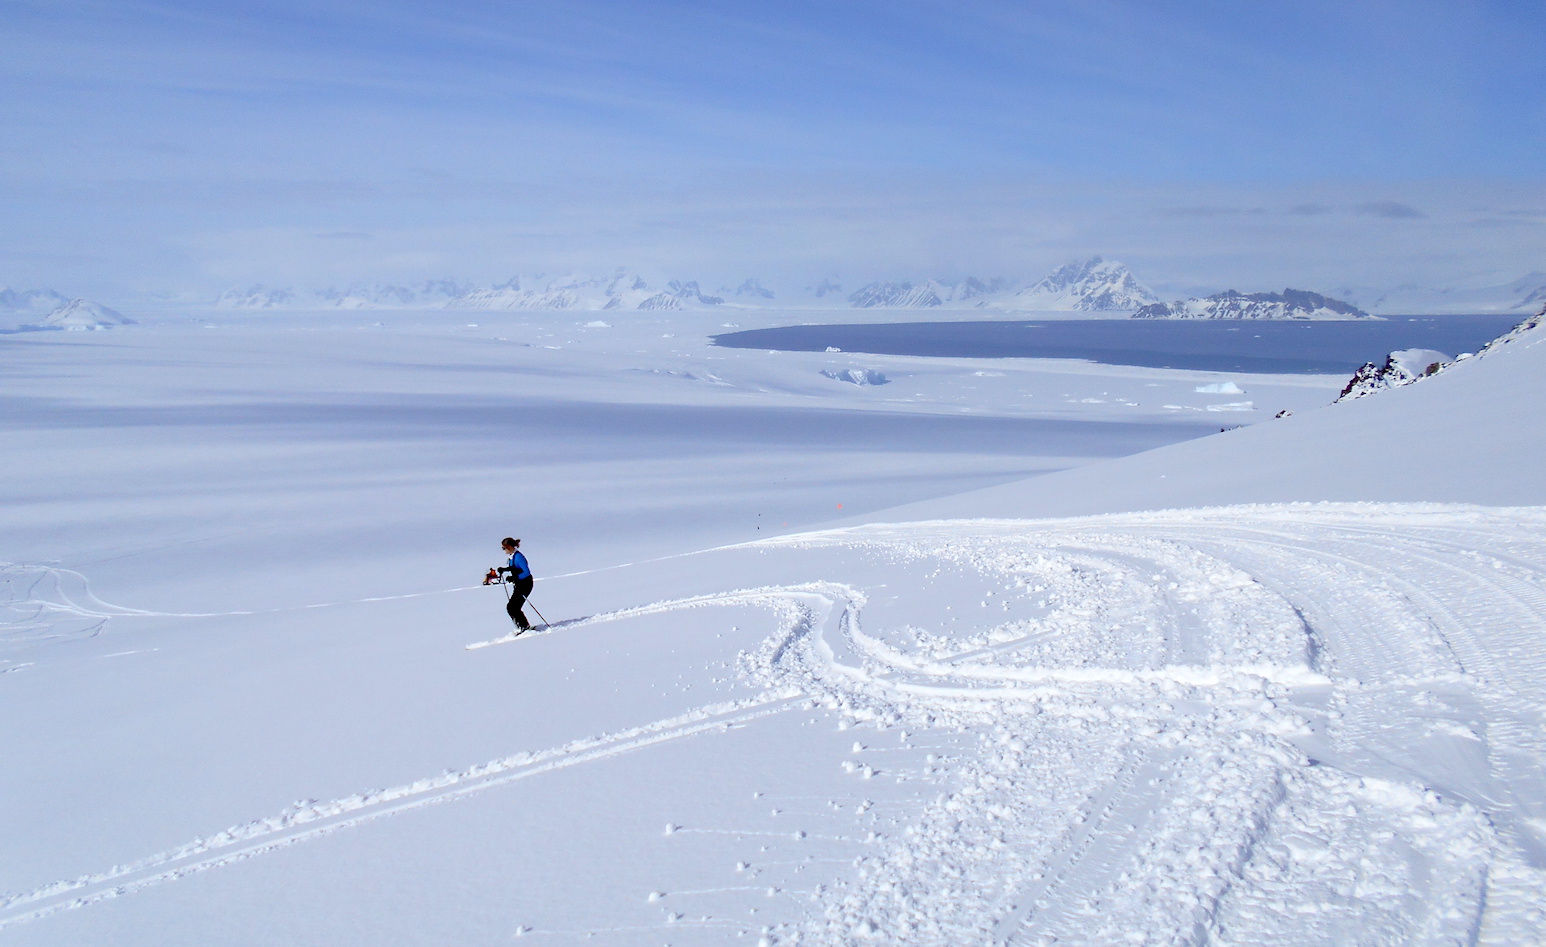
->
[1158,207,1269,218]
[1353,201,1428,219]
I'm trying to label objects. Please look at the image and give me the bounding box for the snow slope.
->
[1,308,1543,944]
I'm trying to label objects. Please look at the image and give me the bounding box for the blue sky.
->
[2,0,1543,297]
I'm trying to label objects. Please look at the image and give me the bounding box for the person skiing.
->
[491,537,534,631]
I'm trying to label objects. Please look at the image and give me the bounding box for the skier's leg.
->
[507,578,533,629]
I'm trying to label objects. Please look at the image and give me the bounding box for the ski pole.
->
[493,575,547,627]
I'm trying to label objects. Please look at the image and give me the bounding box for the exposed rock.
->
[821,368,889,386]
[1477,307,1545,355]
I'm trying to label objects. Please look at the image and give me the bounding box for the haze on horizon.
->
[1,0,1543,301]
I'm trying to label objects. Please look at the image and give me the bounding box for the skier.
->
[490,537,534,632]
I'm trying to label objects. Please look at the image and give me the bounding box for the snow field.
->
[7,503,1544,943]
[4,310,1545,943]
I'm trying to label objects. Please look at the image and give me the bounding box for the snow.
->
[1009,257,1160,311]
[2,305,1544,943]
[30,298,136,330]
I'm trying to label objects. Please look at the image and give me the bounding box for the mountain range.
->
[1334,272,1546,314]
[10,260,1543,318]
[0,287,70,313]
[1133,289,1372,321]
[207,258,1163,314]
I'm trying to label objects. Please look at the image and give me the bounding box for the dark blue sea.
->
[712,316,1525,374]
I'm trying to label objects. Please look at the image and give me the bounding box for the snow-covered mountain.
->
[1335,272,1546,314]
[0,286,71,313]
[1008,257,1160,311]
[30,298,136,330]
[447,273,725,311]
[720,278,776,301]
[809,278,844,300]
[1134,288,1372,320]
[203,262,1155,312]
[316,281,470,309]
[216,281,471,310]
[214,285,301,309]
[847,280,947,308]
[846,277,1010,309]
[1511,272,1546,311]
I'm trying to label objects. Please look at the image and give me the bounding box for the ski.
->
[465,625,549,650]
[463,615,597,650]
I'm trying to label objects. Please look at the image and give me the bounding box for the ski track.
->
[5,503,1546,943]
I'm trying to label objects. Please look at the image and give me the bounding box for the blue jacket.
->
[505,550,532,581]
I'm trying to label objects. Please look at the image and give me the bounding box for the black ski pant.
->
[506,576,534,629]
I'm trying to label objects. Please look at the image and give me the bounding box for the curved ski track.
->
[3,504,1545,944]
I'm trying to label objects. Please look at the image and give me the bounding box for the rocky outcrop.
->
[1335,305,1546,403]
[1335,348,1450,402]
[821,368,889,386]
[1477,307,1544,355]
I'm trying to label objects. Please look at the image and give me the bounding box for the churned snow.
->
[2,306,1543,944]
